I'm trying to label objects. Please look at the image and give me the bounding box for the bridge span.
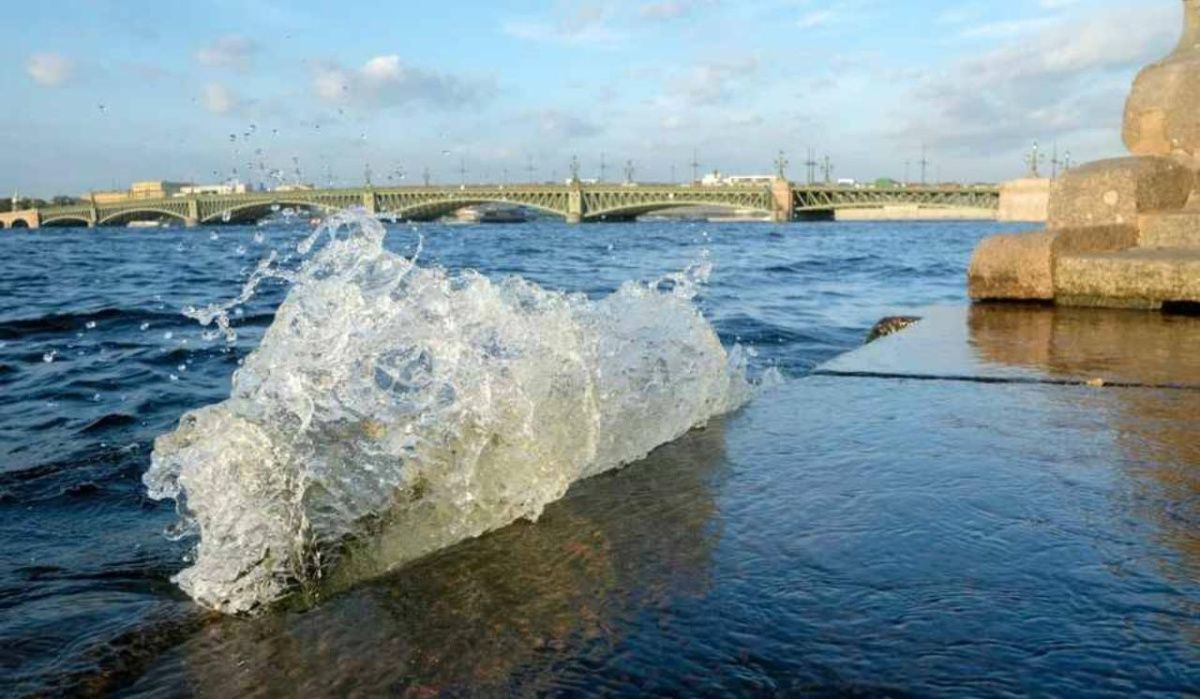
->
[1,181,1000,229]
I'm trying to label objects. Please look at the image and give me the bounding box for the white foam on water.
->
[145,212,752,614]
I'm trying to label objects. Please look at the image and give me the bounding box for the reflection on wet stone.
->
[969,303,1200,584]
[133,421,728,696]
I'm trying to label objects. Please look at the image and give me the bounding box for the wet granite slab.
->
[819,304,1200,389]
[127,318,1200,697]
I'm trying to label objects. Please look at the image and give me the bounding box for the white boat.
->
[127,220,162,229]
[453,205,528,224]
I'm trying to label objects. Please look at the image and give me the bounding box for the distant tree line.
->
[0,196,79,212]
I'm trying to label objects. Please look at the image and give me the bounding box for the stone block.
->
[1048,157,1194,230]
[1050,224,1140,256]
[1055,248,1200,309]
[968,230,1055,301]
[1138,210,1200,248]
[997,178,1050,222]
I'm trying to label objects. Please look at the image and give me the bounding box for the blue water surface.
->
[2,219,1197,697]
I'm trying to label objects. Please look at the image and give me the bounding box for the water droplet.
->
[140,322,150,331]
[169,374,179,382]
[42,351,57,363]
[271,204,281,212]
[253,231,265,244]
[85,321,97,330]
[92,393,101,402]
[163,331,174,340]
[177,364,187,372]
[235,245,247,256]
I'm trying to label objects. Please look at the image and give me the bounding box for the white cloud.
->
[312,56,493,110]
[201,82,239,115]
[674,57,759,105]
[959,17,1056,40]
[640,1,686,20]
[895,3,1178,156]
[195,35,259,71]
[529,109,602,140]
[798,9,835,29]
[26,53,74,87]
[502,4,624,46]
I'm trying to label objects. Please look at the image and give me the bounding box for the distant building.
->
[88,190,130,204]
[726,175,776,186]
[701,171,777,187]
[176,183,248,196]
[130,181,193,199]
[273,183,315,192]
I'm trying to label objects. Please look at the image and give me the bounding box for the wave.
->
[144,212,753,614]
[0,307,176,340]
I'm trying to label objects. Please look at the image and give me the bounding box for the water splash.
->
[146,212,751,614]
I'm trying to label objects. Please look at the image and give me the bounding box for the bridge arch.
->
[9,219,29,229]
[584,199,772,222]
[200,199,345,225]
[391,197,567,222]
[41,215,92,228]
[98,208,190,227]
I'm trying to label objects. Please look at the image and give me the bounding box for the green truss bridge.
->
[0,181,1000,229]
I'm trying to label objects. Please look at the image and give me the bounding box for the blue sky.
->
[1,0,1183,196]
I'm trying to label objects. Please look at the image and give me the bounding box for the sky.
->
[0,0,1184,197]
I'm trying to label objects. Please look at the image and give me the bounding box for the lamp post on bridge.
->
[1050,143,1072,180]
[821,155,834,185]
[624,160,636,185]
[569,155,581,184]
[423,166,432,187]
[805,148,818,185]
[774,150,790,181]
[1024,140,1045,178]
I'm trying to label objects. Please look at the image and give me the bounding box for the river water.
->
[1,220,1197,696]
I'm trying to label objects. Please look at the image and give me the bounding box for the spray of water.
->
[146,211,751,614]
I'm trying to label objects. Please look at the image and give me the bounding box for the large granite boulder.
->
[1123,0,1200,165]
[968,231,1055,301]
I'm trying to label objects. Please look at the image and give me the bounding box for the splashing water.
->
[145,212,752,614]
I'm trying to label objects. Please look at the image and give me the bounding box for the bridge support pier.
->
[567,185,584,224]
[771,178,794,223]
[185,199,200,228]
[362,191,378,216]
